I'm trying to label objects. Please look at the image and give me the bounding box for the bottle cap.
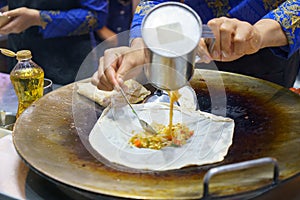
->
[0,48,16,57]
[16,50,32,60]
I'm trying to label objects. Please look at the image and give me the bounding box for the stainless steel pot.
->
[142,2,202,90]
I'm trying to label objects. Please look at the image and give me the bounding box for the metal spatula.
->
[117,86,157,135]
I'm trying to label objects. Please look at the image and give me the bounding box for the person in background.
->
[95,0,139,47]
[0,0,108,85]
[91,0,300,91]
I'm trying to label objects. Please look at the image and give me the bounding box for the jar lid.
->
[16,50,32,60]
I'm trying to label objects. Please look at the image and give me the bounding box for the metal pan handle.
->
[202,157,279,198]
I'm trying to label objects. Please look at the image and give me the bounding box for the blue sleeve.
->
[0,0,7,8]
[263,0,300,58]
[39,0,108,39]
[130,0,180,40]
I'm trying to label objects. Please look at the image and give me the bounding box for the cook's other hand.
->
[91,38,149,91]
[0,7,44,34]
[197,17,288,62]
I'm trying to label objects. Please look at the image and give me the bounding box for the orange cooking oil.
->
[167,90,181,138]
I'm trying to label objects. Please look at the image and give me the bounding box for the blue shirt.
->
[0,0,108,39]
[106,0,133,46]
[106,0,132,34]
[131,0,300,58]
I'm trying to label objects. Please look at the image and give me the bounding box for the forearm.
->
[0,5,7,12]
[254,19,288,49]
[0,0,7,10]
[130,37,146,48]
[30,9,46,28]
[40,9,106,38]
[96,26,118,47]
[96,26,116,39]
[39,0,108,38]
[262,0,300,58]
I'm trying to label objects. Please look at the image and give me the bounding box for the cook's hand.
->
[197,17,263,62]
[0,7,42,35]
[91,38,148,91]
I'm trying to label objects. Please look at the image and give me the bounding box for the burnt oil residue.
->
[70,82,287,173]
[194,86,288,164]
[59,80,294,196]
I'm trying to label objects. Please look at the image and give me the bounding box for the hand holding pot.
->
[197,17,288,62]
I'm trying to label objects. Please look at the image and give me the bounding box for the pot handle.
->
[202,157,279,198]
[202,25,215,38]
[195,25,216,63]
